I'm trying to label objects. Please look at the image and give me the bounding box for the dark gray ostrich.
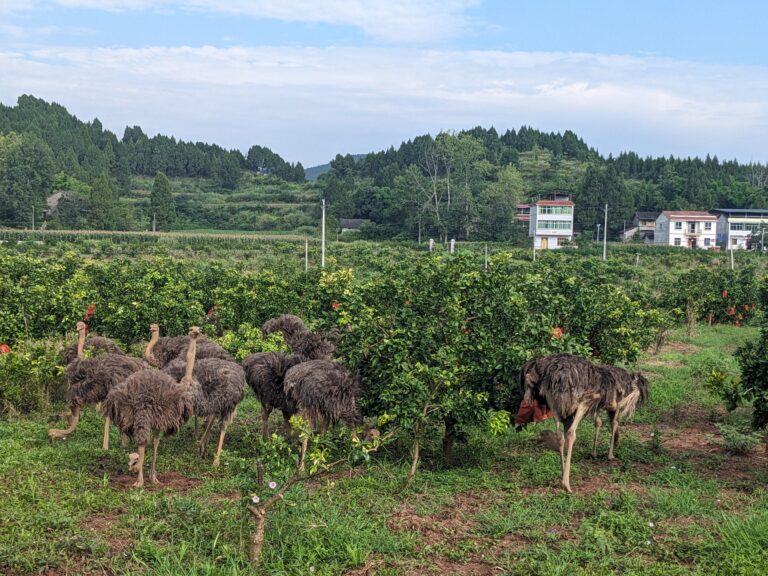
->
[144,324,233,368]
[282,359,364,470]
[527,354,603,493]
[49,322,147,449]
[241,352,303,439]
[592,365,649,460]
[162,356,246,465]
[102,327,201,487]
[261,314,335,360]
[61,332,125,366]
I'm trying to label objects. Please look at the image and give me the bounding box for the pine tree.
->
[150,171,176,231]
[88,171,118,229]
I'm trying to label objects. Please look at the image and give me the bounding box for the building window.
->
[704,238,711,246]
[732,238,738,246]
[536,220,572,230]
[538,206,573,215]
[704,222,712,230]
[674,238,681,246]
[688,223,696,233]
[674,222,682,230]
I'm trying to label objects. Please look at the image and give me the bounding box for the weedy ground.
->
[1,324,767,575]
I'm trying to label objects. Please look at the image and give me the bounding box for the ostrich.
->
[102,327,200,487]
[61,332,125,366]
[162,356,246,465]
[241,352,303,439]
[261,314,335,360]
[282,359,364,470]
[592,365,649,460]
[144,324,233,368]
[49,322,146,449]
[527,354,603,493]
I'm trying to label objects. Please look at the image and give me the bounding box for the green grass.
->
[2,325,767,574]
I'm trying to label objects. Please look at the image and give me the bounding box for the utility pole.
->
[152,212,156,233]
[305,239,309,272]
[31,205,35,230]
[603,203,608,261]
[321,198,326,268]
[484,244,488,271]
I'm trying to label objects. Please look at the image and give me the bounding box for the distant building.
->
[528,192,574,250]
[654,211,717,249]
[710,208,768,250]
[339,218,371,233]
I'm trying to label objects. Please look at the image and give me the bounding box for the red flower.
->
[0,343,9,354]
[551,326,564,340]
[722,290,728,299]
[331,301,341,310]
[729,307,736,316]
[738,313,744,320]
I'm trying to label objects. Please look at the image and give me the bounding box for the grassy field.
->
[2,324,767,575]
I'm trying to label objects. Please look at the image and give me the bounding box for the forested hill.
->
[1,94,767,240]
[317,127,768,241]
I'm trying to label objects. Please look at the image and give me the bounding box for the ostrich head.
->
[76,321,87,334]
[145,323,162,366]
[188,326,201,338]
[149,323,159,335]
[127,452,140,472]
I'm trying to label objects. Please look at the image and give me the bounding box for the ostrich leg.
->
[133,444,146,488]
[212,413,234,467]
[561,405,590,493]
[48,405,81,440]
[298,416,312,472]
[199,415,216,456]
[261,408,270,440]
[150,434,161,485]
[102,416,111,450]
[592,414,602,458]
[607,410,619,460]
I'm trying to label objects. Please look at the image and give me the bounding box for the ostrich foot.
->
[150,473,160,485]
[212,457,220,467]
[562,481,572,493]
[132,479,144,488]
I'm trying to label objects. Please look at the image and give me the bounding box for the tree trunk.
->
[405,427,420,489]
[250,508,267,565]
[441,415,457,466]
[685,298,696,336]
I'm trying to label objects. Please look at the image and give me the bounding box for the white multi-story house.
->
[528,193,574,250]
[710,208,768,250]
[654,211,717,249]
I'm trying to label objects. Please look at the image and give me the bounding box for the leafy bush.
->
[715,423,763,455]
[0,339,65,413]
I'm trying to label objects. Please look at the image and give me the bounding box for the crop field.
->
[1,240,767,575]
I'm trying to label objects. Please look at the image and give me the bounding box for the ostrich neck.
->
[183,337,198,383]
[76,328,86,359]
[144,331,160,366]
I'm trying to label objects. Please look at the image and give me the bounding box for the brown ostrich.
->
[144,324,233,368]
[61,332,125,366]
[241,352,303,439]
[162,356,246,466]
[282,359,364,470]
[49,322,146,449]
[592,365,649,460]
[261,314,335,361]
[102,327,200,487]
[527,354,603,493]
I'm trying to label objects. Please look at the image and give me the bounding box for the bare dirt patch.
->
[657,341,698,355]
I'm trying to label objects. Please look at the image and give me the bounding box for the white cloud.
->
[0,45,767,165]
[12,1,480,43]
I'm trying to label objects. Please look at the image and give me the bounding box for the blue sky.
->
[1,1,767,166]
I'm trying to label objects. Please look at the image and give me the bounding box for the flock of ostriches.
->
[48,315,649,493]
[48,314,361,487]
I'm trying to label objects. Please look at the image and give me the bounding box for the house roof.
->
[635,211,660,220]
[339,218,371,229]
[516,204,530,210]
[710,208,768,217]
[661,211,716,221]
[534,200,574,206]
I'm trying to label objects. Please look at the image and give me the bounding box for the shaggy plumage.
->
[528,354,602,493]
[519,354,572,407]
[61,335,125,366]
[162,357,246,465]
[103,326,202,487]
[241,351,303,439]
[261,314,335,360]
[102,370,195,486]
[49,323,146,449]
[283,359,364,469]
[592,365,649,460]
[176,340,235,364]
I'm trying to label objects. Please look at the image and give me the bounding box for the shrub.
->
[0,339,65,414]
